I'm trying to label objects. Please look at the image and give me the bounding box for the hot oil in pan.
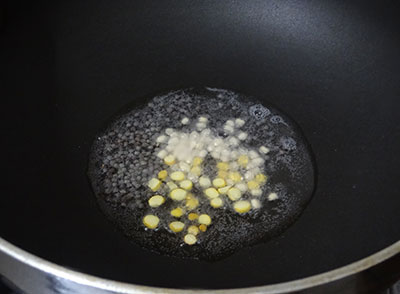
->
[88,88,315,260]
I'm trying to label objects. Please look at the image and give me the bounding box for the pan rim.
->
[0,237,399,293]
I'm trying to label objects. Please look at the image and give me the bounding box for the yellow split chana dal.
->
[143,215,159,229]
[169,221,185,233]
[148,195,165,207]
[198,214,212,225]
[170,188,187,201]
[184,233,197,245]
[233,200,251,214]
[170,207,184,218]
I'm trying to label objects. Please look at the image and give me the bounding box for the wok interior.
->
[1,0,399,289]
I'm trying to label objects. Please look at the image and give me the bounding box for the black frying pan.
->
[1,0,399,290]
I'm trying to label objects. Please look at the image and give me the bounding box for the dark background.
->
[0,0,399,290]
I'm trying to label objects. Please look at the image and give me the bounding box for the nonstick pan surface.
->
[1,0,399,290]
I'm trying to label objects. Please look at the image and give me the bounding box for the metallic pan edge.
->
[0,237,399,294]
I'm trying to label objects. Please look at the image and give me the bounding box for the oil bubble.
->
[249,104,271,120]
